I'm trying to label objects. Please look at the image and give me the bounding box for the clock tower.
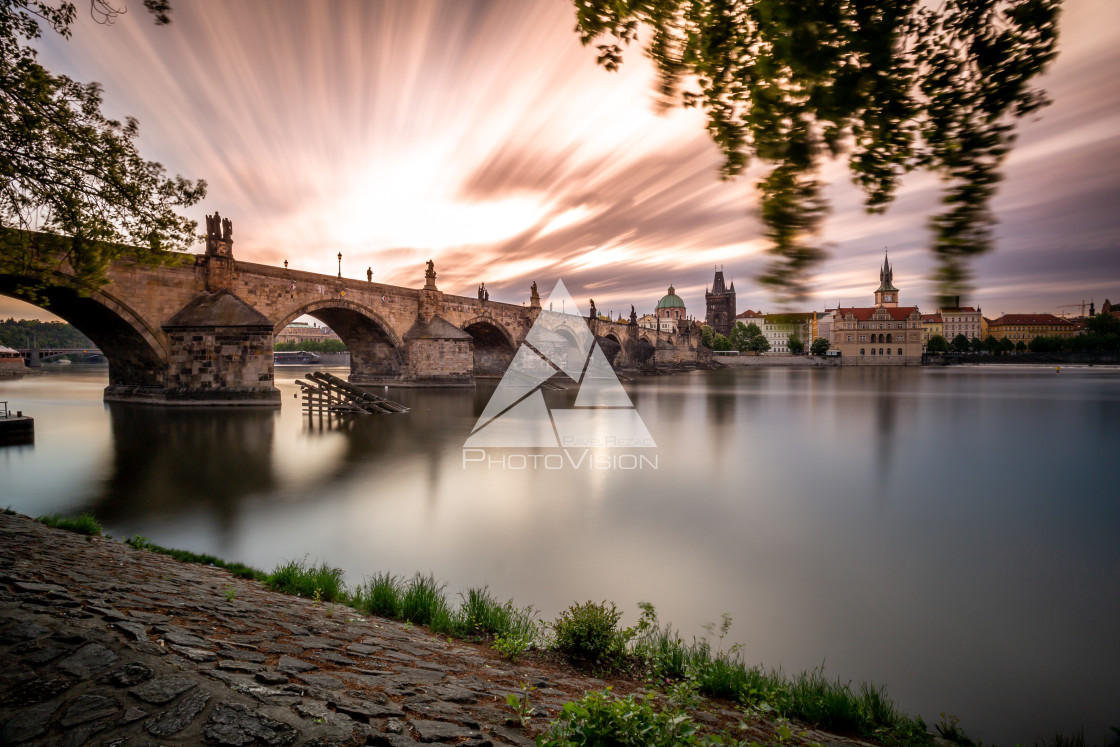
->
[875,251,899,307]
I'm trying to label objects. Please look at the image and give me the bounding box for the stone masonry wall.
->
[405,339,473,384]
[166,328,275,392]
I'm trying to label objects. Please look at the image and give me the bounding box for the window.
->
[886,347,891,355]
[898,348,903,356]
[886,333,892,343]
[860,348,865,356]
[870,348,875,355]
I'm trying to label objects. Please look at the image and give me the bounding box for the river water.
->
[1,365,1117,744]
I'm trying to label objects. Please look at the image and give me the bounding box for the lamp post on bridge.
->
[337,252,342,278]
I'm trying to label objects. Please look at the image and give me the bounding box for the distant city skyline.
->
[3,0,1118,323]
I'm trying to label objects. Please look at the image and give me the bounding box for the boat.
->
[274,351,322,365]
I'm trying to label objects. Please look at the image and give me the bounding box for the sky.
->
[5,0,1120,323]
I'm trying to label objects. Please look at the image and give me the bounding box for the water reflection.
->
[93,404,278,536]
[3,366,1119,745]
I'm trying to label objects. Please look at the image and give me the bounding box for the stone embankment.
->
[0,512,873,746]
[714,355,838,367]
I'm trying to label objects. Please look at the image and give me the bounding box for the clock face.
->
[885,294,892,301]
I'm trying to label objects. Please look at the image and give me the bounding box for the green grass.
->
[354,571,403,617]
[266,557,347,603]
[108,530,972,745]
[629,605,931,745]
[398,572,450,626]
[37,512,102,536]
[125,535,267,581]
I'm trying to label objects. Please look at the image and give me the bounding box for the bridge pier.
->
[106,288,281,406]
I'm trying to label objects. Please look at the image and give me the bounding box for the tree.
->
[1015,340,1027,352]
[711,333,733,351]
[729,321,760,352]
[787,334,804,355]
[746,333,770,354]
[982,335,1000,354]
[573,0,1060,304]
[926,334,949,353]
[810,337,830,357]
[1029,335,1067,353]
[701,324,714,349]
[1085,312,1120,337]
[999,336,1014,354]
[950,333,971,353]
[970,336,983,353]
[0,0,205,297]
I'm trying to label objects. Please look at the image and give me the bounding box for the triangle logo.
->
[465,280,656,448]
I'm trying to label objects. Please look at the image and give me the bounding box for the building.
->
[985,314,1077,345]
[760,313,814,354]
[920,313,943,349]
[734,309,765,332]
[276,322,341,346]
[830,252,924,363]
[653,285,687,332]
[638,313,675,333]
[1101,299,1120,317]
[0,345,25,375]
[941,304,983,343]
[705,267,736,337]
[810,311,831,343]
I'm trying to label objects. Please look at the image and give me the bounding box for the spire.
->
[876,249,898,293]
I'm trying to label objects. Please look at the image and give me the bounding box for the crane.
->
[1056,300,1091,318]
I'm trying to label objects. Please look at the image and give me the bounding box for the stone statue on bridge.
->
[530,281,540,308]
[589,299,596,320]
[367,267,373,282]
[478,283,489,301]
[205,212,232,257]
[629,305,637,326]
[424,260,437,290]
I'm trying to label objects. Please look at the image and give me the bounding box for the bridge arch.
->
[0,280,168,389]
[631,336,656,365]
[274,299,404,381]
[597,333,623,365]
[460,316,516,376]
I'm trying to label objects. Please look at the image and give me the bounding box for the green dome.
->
[656,285,685,309]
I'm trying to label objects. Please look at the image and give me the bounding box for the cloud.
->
[5,0,1115,325]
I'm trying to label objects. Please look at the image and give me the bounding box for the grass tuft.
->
[125,535,267,581]
[354,571,403,618]
[266,557,346,603]
[37,512,102,536]
[399,572,450,626]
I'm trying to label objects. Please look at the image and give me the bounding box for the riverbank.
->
[714,355,838,367]
[0,511,896,746]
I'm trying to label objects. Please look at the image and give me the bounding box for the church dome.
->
[656,286,685,309]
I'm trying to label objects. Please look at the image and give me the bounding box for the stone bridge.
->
[1,228,705,405]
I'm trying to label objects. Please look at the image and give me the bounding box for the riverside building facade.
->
[830,253,924,364]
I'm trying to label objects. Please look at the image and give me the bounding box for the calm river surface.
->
[2,365,1118,744]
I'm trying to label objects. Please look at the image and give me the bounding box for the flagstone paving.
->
[0,512,875,745]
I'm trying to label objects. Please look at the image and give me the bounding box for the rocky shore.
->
[0,512,875,746]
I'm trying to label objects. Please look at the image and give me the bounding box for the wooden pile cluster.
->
[295,371,409,415]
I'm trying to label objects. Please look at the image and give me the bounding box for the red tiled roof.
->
[836,306,919,321]
[921,314,942,323]
[736,309,765,318]
[941,306,977,313]
[988,313,1073,326]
